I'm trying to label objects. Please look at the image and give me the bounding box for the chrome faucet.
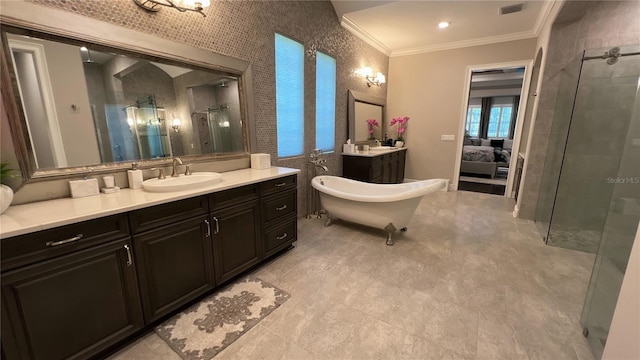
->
[171,157,183,177]
[309,149,328,173]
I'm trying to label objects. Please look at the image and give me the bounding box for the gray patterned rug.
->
[156,277,290,360]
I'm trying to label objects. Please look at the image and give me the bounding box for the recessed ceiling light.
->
[438,21,450,29]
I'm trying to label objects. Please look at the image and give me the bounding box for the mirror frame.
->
[347,89,386,144]
[0,4,256,186]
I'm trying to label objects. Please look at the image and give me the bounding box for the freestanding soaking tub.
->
[311,176,447,245]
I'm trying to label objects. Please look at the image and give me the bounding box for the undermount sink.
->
[368,146,397,152]
[142,172,222,192]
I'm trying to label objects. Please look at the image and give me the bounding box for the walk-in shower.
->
[534,44,639,358]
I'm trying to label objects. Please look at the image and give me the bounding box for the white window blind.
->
[275,33,304,157]
[315,51,336,152]
[465,98,482,138]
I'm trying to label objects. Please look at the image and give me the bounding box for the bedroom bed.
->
[461,145,510,179]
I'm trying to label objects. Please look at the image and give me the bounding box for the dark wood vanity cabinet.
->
[342,149,407,184]
[132,215,214,323]
[129,196,213,323]
[211,199,262,285]
[0,174,298,360]
[209,175,297,285]
[0,216,143,360]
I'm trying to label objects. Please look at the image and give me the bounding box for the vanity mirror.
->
[0,15,254,185]
[347,90,385,143]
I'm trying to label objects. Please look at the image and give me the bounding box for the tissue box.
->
[343,144,355,153]
[251,153,271,170]
[69,178,100,198]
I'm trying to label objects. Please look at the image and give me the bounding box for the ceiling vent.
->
[500,3,524,15]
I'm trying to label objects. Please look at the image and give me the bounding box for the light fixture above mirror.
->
[355,67,386,87]
[133,0,210,17]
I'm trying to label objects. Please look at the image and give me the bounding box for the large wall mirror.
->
[0,14,254,184]
[347,90,385,143]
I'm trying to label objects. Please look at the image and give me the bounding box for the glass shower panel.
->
[534,55,583,242]
[580,45,640,359]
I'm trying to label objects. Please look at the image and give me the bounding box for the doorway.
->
[453,61,532,197]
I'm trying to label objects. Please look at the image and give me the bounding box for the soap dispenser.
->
[127,163,143,189]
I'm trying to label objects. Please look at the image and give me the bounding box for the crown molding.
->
[534,0,557,36]
[390,30,538,57]
[340,16,391,56]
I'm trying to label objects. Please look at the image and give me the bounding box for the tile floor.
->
[109,190,597,360]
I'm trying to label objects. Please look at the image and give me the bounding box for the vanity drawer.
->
[129,196,208,234]
[261,190,297,224]
[264,219,297,258]
[209,184,258,211]
[1,214,129,272]
[259,175,297,196]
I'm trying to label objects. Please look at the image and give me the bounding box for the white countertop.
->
[342,147,407,157]
[0,167,300,239]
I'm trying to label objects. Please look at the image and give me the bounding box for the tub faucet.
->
[171,157,183,177]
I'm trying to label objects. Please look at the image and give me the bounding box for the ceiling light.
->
[438,21,450,29]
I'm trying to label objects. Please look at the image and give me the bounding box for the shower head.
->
[219,80,228,88]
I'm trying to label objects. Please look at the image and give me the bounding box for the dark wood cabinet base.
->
[343,149,407,184]
[1,174,298,360]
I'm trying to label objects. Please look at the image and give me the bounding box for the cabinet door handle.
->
[274,182,287,187]
[276,232,287,241]
[276,204,287,211]
[204,220,211,237]
[124,244,133,267]
[46,234,83,247]
[212,217,220,234]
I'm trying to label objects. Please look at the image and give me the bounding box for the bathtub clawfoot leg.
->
[401,227,407,232]
[384,223,397,246]
[324,217,333,227]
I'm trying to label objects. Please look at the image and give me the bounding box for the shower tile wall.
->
[25,0,390,214]
[520,0,640,223]
[549,55,638,253]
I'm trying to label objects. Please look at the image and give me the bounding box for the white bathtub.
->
[311,176,447,245]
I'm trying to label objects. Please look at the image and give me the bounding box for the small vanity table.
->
[342,147,407,184]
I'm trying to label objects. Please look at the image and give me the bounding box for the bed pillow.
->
[490,139,504,149]
[503,139,513,150]
[471,138,481,146]
[480,139,491,147]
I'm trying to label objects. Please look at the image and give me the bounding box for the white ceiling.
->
[331,0,554,57]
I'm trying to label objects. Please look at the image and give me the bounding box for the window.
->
[315,51,336,152]
[465,104,481,138]
[487,103,512,138]
[275,33,304,157]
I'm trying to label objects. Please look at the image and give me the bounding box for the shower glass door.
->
[534,54,583,243]
[579,45,640,359]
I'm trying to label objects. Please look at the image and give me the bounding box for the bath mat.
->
[155,277,290,360]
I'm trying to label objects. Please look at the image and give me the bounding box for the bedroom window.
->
[315,51,336,152]
[465,104,481,138]
[487,100,513,138]
[275,33,304,158]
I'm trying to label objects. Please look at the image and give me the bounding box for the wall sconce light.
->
[133,0,210,17]
[172,118,182,133]
[356,67,386,87]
